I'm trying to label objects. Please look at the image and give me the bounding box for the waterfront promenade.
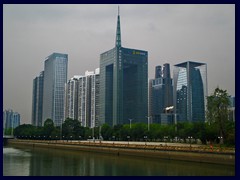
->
[7,139,235,166]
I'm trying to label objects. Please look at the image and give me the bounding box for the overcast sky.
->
[3,4,235,124]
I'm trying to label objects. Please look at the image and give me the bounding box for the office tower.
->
[64,76,81,120]
[32,71,44,126]
[3,109,21,131]
[42,53,68,126]
[173,61,207,122]
[99,8,148,126]
[78,68,100,128]
[149,63,173,124]
[228,96,235,122]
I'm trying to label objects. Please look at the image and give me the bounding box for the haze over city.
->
[3,4,235,124]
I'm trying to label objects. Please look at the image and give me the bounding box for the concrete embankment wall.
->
[8,140,235,166]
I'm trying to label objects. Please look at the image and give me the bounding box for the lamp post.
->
[144,135,147,145]
[188,136,193,148]
[218,136,223,144]
[164,136,168,146]
[128,118,133,129]
[127,136,130,145]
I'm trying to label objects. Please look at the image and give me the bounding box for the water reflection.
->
[3,147,31,176]
[3,146,235,176]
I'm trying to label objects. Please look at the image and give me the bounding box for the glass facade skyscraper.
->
[149,64,173,124]
[173,61,207,122]
[32,71,44,126]
[3,109,21,130]
[42,53,68,126]
[100,9,148,126]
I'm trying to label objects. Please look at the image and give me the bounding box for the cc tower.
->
[99,7,148,126]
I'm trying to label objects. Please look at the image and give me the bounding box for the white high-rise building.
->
[64,76,81,120]
[64,68,100,128]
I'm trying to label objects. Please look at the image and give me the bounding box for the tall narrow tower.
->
[99,8,148,126]
[42,53,68,126]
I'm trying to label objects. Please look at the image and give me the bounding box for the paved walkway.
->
[79,140,203,147]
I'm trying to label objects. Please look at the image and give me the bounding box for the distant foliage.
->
[13,116,234,146]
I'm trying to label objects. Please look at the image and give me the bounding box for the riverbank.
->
[8,139,235,166]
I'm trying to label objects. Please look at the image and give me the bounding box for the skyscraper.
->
[99,8,148,126]
[64,69,100,128]
[64,76,81,120]
[149,63,173,124]
[173,61,207,122]
[78,68,100,128]
[32,71,44,126]
[3,109,20,133]
[42,53,68,126]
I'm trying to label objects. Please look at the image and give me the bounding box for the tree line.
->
[12,87,234,146]
[13,119,234,146]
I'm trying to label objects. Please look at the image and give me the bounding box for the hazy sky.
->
[3,4,235,124]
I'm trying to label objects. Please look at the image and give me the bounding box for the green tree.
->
[206,87,230,143]
[62,118,83,139]
[43,119,55,138]
[101,123,112,140]
[14,124,36,138]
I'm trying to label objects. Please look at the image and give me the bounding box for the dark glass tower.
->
[100,8,148,126]
[173,61,207,122]
[149,63,173,124]
[32,71,44,126]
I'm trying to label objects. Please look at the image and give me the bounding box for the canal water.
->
[3,145,234,176]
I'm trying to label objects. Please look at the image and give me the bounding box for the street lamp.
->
[128,118,133,129]
[188,136,193,148]
[127,136,130,145]
[218,136,223,144]
[144,135,147,145]
[164,136,168,146]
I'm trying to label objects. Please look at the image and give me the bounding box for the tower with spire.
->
[99,7,148,126]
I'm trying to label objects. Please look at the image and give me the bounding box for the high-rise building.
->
[32,71,44,126]
[3,109,21,133]
[78,68,100,128]
[228,96,235,122]
[173,61,207,122]
[42,53,68,126]
[64,76,81,120]
[99,8,148,126]
[149,63,173,124]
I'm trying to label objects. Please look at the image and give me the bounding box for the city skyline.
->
[3,4,235,124]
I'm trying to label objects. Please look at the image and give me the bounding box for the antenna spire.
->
[115,6,121,47]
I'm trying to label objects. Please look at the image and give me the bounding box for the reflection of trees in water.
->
[4,146,234,176]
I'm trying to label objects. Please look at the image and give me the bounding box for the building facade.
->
[78,69,100,128]
[3,109,21,134]
[99,9,148,126]
[173,61,207,122]
[149,64,173,124]
[64,69,100,128]
[32,71,44,126]
[42,53,68,126]
[64,76,81,120]
[228,96,235,122]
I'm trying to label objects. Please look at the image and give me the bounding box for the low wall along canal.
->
[7,139,235,166]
